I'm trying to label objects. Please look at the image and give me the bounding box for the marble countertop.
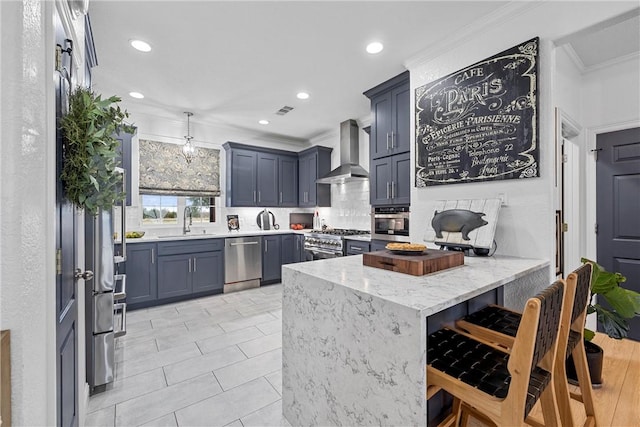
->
[283,254,549,316]
[122,228,310,243]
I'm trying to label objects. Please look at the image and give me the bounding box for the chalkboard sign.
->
[415,38,539,187]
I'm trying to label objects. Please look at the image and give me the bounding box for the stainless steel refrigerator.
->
[85,168,127,393]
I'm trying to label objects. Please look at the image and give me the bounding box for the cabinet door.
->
[391,152,411,205]
[281,234,296,265]
[279,156,298,206]
[124,243,157,305]
[371,91,392,159]
[192,251,224,294]
[294,234,305,263]
[257,153,278,206]
[231,150,257,206]
[157,254,192,299]
[262,235,282,282]
[391,83,410,154]
[370,157,392,206]
[298,153,317,207]
[370,240,388,252]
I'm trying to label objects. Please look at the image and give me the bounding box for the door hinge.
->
[56,248,62,275]
[562,154,568,163]
[562,223,568,232]
[590,148,602,161]
[594,223,599,234]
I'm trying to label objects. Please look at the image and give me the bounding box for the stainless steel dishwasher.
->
[224,236,262,293]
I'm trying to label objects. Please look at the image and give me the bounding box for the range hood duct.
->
[316,119,369,184]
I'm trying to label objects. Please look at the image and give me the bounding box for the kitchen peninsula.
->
[281,254,550,426]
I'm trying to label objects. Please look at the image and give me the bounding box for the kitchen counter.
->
[342,234,371,242]
[123,228,311,243]
[281,254,550,426]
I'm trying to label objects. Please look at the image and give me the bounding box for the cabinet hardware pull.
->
[258,191,261,203]
[391,131,395,148]
[265,240,268,252]
[151,248,155,264]
[280,192,282,204]
[352,246,362,251]
[386,133,390,150]
[253,191,256,203]
[386,182,390,199]
[392,181,396,199]
[193,257,197,272]
[188,258,192,273]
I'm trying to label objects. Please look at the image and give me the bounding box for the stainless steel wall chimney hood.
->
[316,119,368,184]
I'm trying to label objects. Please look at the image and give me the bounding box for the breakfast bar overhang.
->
[282,254,550,426]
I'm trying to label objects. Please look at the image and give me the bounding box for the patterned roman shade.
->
[139,139,220,197]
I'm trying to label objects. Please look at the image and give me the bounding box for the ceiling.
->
[88,1,640,144]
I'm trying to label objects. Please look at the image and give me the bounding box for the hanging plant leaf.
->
[60,87,135,215]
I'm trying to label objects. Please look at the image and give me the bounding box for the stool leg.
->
[571,344,598,426]
[554,351,575,426]
[539,381,561,427]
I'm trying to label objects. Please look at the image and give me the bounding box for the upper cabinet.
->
[364,71,410,160]
[298,146,332,207]
[224,142,298,207]
[364,71,411,206]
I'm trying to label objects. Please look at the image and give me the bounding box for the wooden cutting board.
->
[362,250,464,276]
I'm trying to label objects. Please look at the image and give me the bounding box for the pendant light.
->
[182,111,196,164]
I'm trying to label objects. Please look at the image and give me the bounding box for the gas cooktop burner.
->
[309,229,370,236]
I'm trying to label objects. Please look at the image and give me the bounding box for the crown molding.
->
[560,43,586,73]
[583,51,640,74]
[404,1,544,70]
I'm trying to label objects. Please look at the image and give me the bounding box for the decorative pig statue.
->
[431,209,488,241]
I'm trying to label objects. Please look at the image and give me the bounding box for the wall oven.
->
[371,206,410,242]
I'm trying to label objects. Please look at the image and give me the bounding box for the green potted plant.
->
[567,257,640,385]
[60,87,134,215]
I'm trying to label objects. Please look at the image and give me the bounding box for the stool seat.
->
[428,328,550,418]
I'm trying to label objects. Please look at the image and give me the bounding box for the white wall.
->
[125,113,373,235]
[0,1,57,424]
[406,2,637,269]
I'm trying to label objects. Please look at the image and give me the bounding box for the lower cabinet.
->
[262,235,282,283]
[346,240,370,256]
[282,234,305,264]
[125,239,224,310]
[123,242,157,305]
[370,240,389,252]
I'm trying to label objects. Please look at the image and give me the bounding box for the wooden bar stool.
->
[456,264,597,427]
[427,280,567,426]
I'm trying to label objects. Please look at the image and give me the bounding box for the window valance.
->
[138,139,220,197]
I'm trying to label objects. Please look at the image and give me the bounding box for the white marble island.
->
[282,254,550,426]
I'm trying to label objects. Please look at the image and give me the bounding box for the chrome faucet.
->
[183,206,192,234]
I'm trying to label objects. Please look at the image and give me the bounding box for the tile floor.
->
[85,284,291,427]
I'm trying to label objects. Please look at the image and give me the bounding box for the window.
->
[142,195,178,224]
[141,194,215,225]
[186,197,216,223]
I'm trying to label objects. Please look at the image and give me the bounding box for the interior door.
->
[596,127,640,341]
[55,14,79,427]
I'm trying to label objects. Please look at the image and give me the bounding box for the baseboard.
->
[79,382,90,424]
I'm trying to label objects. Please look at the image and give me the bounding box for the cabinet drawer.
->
[157,238,224,256]
[346,240,370,255]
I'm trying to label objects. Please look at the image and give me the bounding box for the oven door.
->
[305,248,341,261]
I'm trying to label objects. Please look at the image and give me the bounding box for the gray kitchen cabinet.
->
[257,152,279,206]
[370,152,410,206]
[224,142,299,207]
[298,146,332,207]
[157,239,225,301]
[364,71,410,160]
[281,233,305,264]
[346,240,370,256]
[370,240,389,252]
[278,155,298,206]
[262,235,282,283]
[121,242,157,306]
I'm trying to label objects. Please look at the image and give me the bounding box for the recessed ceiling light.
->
[130,39,151,52]
[366,41,384,54]
[296,92,310,100]
[258,119,270,125]
[129,91,144,99]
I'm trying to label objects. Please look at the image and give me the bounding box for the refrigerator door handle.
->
[114,302,127,338]
[115,167,127,263]
[113,274,126,301]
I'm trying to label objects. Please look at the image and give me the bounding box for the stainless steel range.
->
[304,229,370,260]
